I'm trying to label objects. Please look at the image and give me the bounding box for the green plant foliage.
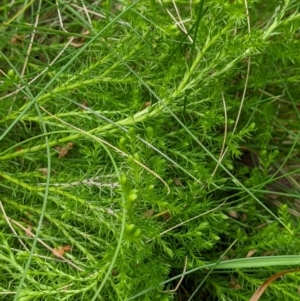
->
[0,0,300,300]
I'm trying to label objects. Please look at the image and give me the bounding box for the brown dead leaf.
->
[162,212,171,221]
[56,143,74,158]
[25,225,33,237]
[62,245,72,252]
[173,178,183,186]
[142,209,154,218]
[52,245,72,258]
[111,269,119,276]
[241,213,248,220]
[229,279,242,290]
[233,283,242,290]
[70,41,85,48]
[246,249,256,258]
[185,50,191,61]
[10,37,18,44]
[53,248,64,257]
[227,210,239,219]
[37,168,57,176]
[231,283,242,290]
[37,168,49,176]
[70,31,90,48]
[249,269,300,301]
[10,34,25,45]
[67,143,74,149]
[57,147,68,158]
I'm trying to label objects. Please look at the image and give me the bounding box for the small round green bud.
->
[7,69,15,78]
[146,127,153,139]
[127,193,137,202]
[120,174,127,185]
[125,224,135,233]
[273,149,279,157]
[119,137,127,148]
[133,153,140,161]
[128,128,136,138]
[127,155,134,165]
[249,123,256,130]
[260,150,267,157]
[133,228,141,239]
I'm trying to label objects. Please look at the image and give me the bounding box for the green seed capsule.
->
[133,229,141,239]
[146,127,153,139]
[249,123,256,130]
[133,153,140,161]
[7,69,15,78]
[128,128,136,139]
[127,155,134,165]
[125,224,135,233]
[120,174,127,185]
[260,150,267,157]
[119,137,127,149]
[127,193,137,202]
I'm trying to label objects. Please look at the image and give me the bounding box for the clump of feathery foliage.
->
[0,1,300,300]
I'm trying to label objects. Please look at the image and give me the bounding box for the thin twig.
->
[232,0,251,135]
[211,92,228,177]
[79,0,92,25]
[165,256,188,293]
[21,1,40,77]
[56,0,68,33]
[0,201,29,252]
[158,0,193,43]
[172,0,189,34]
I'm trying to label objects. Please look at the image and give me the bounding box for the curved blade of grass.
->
[249,269,300,301]
[13,101,52,301]
[127,255,300,300]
